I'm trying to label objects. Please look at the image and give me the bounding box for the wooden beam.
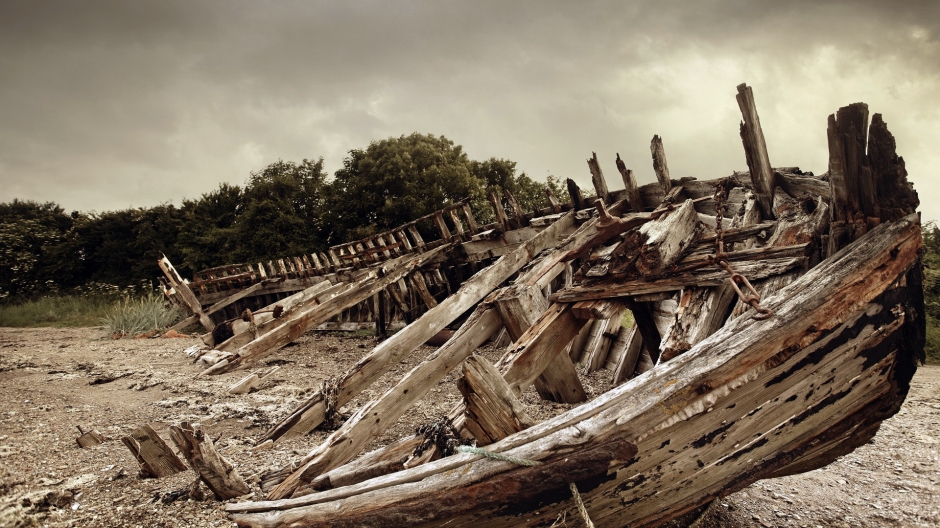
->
[459,355,534,446]
[650,135,672,193]
[636,199,700,277]
[503,189,526,228]
[611,325,643,384]
[489,193,510,231]
[736,83,776,219]
[121,424,187,478]
[582,307,626,374]
[566,178,586,211]
[266,306,503,499]
[587,151,610,203]
[170,422,249,500]
[157,255,215,331]
[494,284,587,404]
[616,153,644,213]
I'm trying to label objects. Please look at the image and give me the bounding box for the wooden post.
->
[615,153,644,213]
[157,255,215,331]
[458,355,534,446]
[611,325,643,384]
[409,271,438,309]
[495,285,587,404]
[566,178,586,210]
[447,209,466,238]
[406,225,426,249]
[546,188,562,214]
[503,189,526,228]
[461,203,480,234]
[736,83,776,219]
[587,151,610,204]
[169,422,249,500]
[582,307,626,374]
[489,192,510,231]
[650,135,672,193]
[121,424,187,478]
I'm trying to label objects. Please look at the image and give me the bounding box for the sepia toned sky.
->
[1,1,937,221]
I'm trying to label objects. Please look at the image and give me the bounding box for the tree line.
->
[0,133,562,301]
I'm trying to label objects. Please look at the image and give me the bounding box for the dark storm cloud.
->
[1,1,937,219]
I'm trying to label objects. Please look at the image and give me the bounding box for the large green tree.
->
[325,134,483,242]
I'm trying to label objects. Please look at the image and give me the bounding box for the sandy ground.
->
[0,326,937,528]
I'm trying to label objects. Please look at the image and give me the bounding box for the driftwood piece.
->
[170,422,249,500]
[75,426,104,448]
[736,83,775,219]
[650,135,672,193]
[616,153,644,213]
[228,366,281,395]
[459,355,534,445]
[636,199,700,277]
[587,151,610,203]
[121,424,187,478]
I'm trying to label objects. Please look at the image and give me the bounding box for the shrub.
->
[101,294,183,337]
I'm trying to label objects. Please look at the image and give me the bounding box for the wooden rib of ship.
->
[164,84,923,528]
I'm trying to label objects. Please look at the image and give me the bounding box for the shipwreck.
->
[158,83,923,527]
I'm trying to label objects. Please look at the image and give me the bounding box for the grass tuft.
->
[0,295,115,327]
[101,294,183,337]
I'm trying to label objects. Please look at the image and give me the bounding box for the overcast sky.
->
[1,0,937,222]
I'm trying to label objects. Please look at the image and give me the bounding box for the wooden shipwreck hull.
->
[168,85,923,527]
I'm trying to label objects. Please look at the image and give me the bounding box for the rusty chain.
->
[712,180,774,321]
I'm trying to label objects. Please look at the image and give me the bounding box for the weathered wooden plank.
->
[616,153,644,213]
[489,192,510,231]
[495,284,587,404]
[503,189,526,228]
[121,424,187,478]
[659,284,736,363]
[636,199,700,277]
[566,178,586,211]
[552,257,807,302]
[546,188,562,213]
[571,299,626,320]
[170,422,249,500]
[157,255,215,331]
[459,355,534,445]
[582,308,626,373]
[611,325,643,384]
[736,83,776,219]
[229,366,281,395]
[266,306,503,499]
[461,203,480,234]
[587,151,610,203]
[650,135,672,193]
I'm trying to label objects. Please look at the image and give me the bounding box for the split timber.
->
[163,84,922,528]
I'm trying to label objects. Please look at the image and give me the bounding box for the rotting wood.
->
[170,422,249,500]
[459,354,535,445]
[200,246,452,375]
[736,83,776,219]
[636,199,700,277]
[495,284,587,404]
[228,366,281,395]
[587,151,610,203]
[158,255,215,331]
[489,192,510,231]
[611,325,643,384]
[566,178,586,211]
[616,153,644,213]
[582,306,626,374]
[75,426,104,448]
[650,135,672,193]
[229,213,921,527]
[121,424,187,478]
[257,213,577,446]
[503,189,526,228]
